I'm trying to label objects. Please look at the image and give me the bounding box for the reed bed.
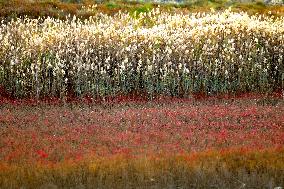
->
[0,8,283,99]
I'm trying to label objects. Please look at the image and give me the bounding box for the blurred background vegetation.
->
[0,0,283,19]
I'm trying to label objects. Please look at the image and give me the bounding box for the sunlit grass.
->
[0,8,283,99]
[0,148,283,188]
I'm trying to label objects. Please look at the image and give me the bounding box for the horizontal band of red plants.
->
[0,98,283,188]
[0,100,283,163]
[0,87,283,106]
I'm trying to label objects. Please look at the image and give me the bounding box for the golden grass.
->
[1,148,283,188]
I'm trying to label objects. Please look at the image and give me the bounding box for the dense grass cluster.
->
[0,8,283,99]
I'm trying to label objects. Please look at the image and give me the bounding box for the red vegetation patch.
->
[0,98,283,188]
[0,98,283,164]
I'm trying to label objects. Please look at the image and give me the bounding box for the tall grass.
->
[0,149,283,188]
[0,9,283,99]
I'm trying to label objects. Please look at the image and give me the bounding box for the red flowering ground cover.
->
[0,95,283,188]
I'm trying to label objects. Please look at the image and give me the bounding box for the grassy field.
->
[0,0,284,20]
[0,95,283,188]
[0,1,284,188]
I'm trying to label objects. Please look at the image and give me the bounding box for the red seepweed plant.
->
[0,96,283,188]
